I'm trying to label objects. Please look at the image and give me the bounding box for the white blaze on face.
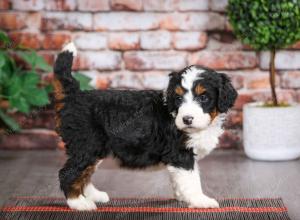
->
[175,66,211,132]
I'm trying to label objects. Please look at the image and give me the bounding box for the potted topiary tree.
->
[228,0,300,161]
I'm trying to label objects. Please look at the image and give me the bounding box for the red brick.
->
[42,32,71,49]
[189,51,257,70]
[260,51,300,70]
[108,32,139,50]
[38,51,55,66]
[0,129,60,149]
[73,51,122,70]
[0,12,26,30]
[160,13,225,31]
[276,90,298,103]
[251,90,297,104]
[206,33,244,51]
[245,74,276,90]
[144,0,174,11]
[141,31,171,50]
[233,93,254,110]
[0,0,10,10]
[159,13,181,30]
[224,111,242,129]
[111,0,142,11]
[24,12,42,31]
[78,71,111,89]
[176,0,209,11]
[235,90,297,108]
[74,32,107,50]
[89,70,169,90]
[137,1,212,13]
[124,51,187,70]
[96,78,110,90]
[45,0,76,11]
[9,32,41,49]
[78,0,109,11]
[110,71,144,89]
[218,130,241,148]
[281,71,300,89]
[94,75,111,90]
[42,12,92,31]
[226,72,244,90]
[94,12,160,31]
[210,0,228,12]
[12,0,44,11]
[141,71,169,89]
[224,16,233,31]
[172,32,207,50]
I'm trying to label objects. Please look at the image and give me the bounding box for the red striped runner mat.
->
[0,197,290,220]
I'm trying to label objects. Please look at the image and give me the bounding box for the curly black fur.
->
[54,51,237,198]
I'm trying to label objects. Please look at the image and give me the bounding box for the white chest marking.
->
[186,114,225,159]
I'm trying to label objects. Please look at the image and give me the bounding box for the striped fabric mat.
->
[0,197,290,220]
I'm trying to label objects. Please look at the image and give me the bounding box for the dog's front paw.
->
[188,195,219,208]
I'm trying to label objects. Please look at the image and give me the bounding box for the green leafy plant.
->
[228,0,300,106]
[73,72,93,91]
[0,31,92,132]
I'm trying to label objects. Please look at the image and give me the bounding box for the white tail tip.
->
[62,42,77,57]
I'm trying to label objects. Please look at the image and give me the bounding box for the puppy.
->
[53,42,237,211]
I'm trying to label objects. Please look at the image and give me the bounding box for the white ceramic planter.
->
[243,102,300,161]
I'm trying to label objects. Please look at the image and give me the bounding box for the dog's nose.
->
[183,116,193,125]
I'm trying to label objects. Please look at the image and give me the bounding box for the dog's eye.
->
[176,96,182,101]
[197,94,209,103]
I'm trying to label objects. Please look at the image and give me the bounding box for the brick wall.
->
[1,0,300,149]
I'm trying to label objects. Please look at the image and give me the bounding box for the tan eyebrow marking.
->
[195,84,206,95]
[175,86,185,96]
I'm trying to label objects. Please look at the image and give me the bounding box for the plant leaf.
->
[73,72,93,91]
[34,54,52,72]
[0,108,20,132]
[45,84,53,93]
[17,51,37,69]
[23,88,49,107]
[9,96,30,113]
[5,74,22,97]
[0,52,6,68]
[21,72,39,89]
[18,51,52,72]
[0,31,10,46]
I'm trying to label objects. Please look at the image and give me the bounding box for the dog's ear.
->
[168,71,178,79]
[167,72,179,92]
[217,73,238,113]
[166,71,181,113]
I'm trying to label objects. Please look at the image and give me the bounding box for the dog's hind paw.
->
[67,195,97,211]
[84,183,110,203]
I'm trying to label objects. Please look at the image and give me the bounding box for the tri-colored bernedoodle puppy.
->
[53,42,237,210]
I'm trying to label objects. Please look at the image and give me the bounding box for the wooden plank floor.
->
[0,149,299,219]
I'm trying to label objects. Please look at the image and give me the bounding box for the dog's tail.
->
[53,42,80,102]
[53,42,80,133]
